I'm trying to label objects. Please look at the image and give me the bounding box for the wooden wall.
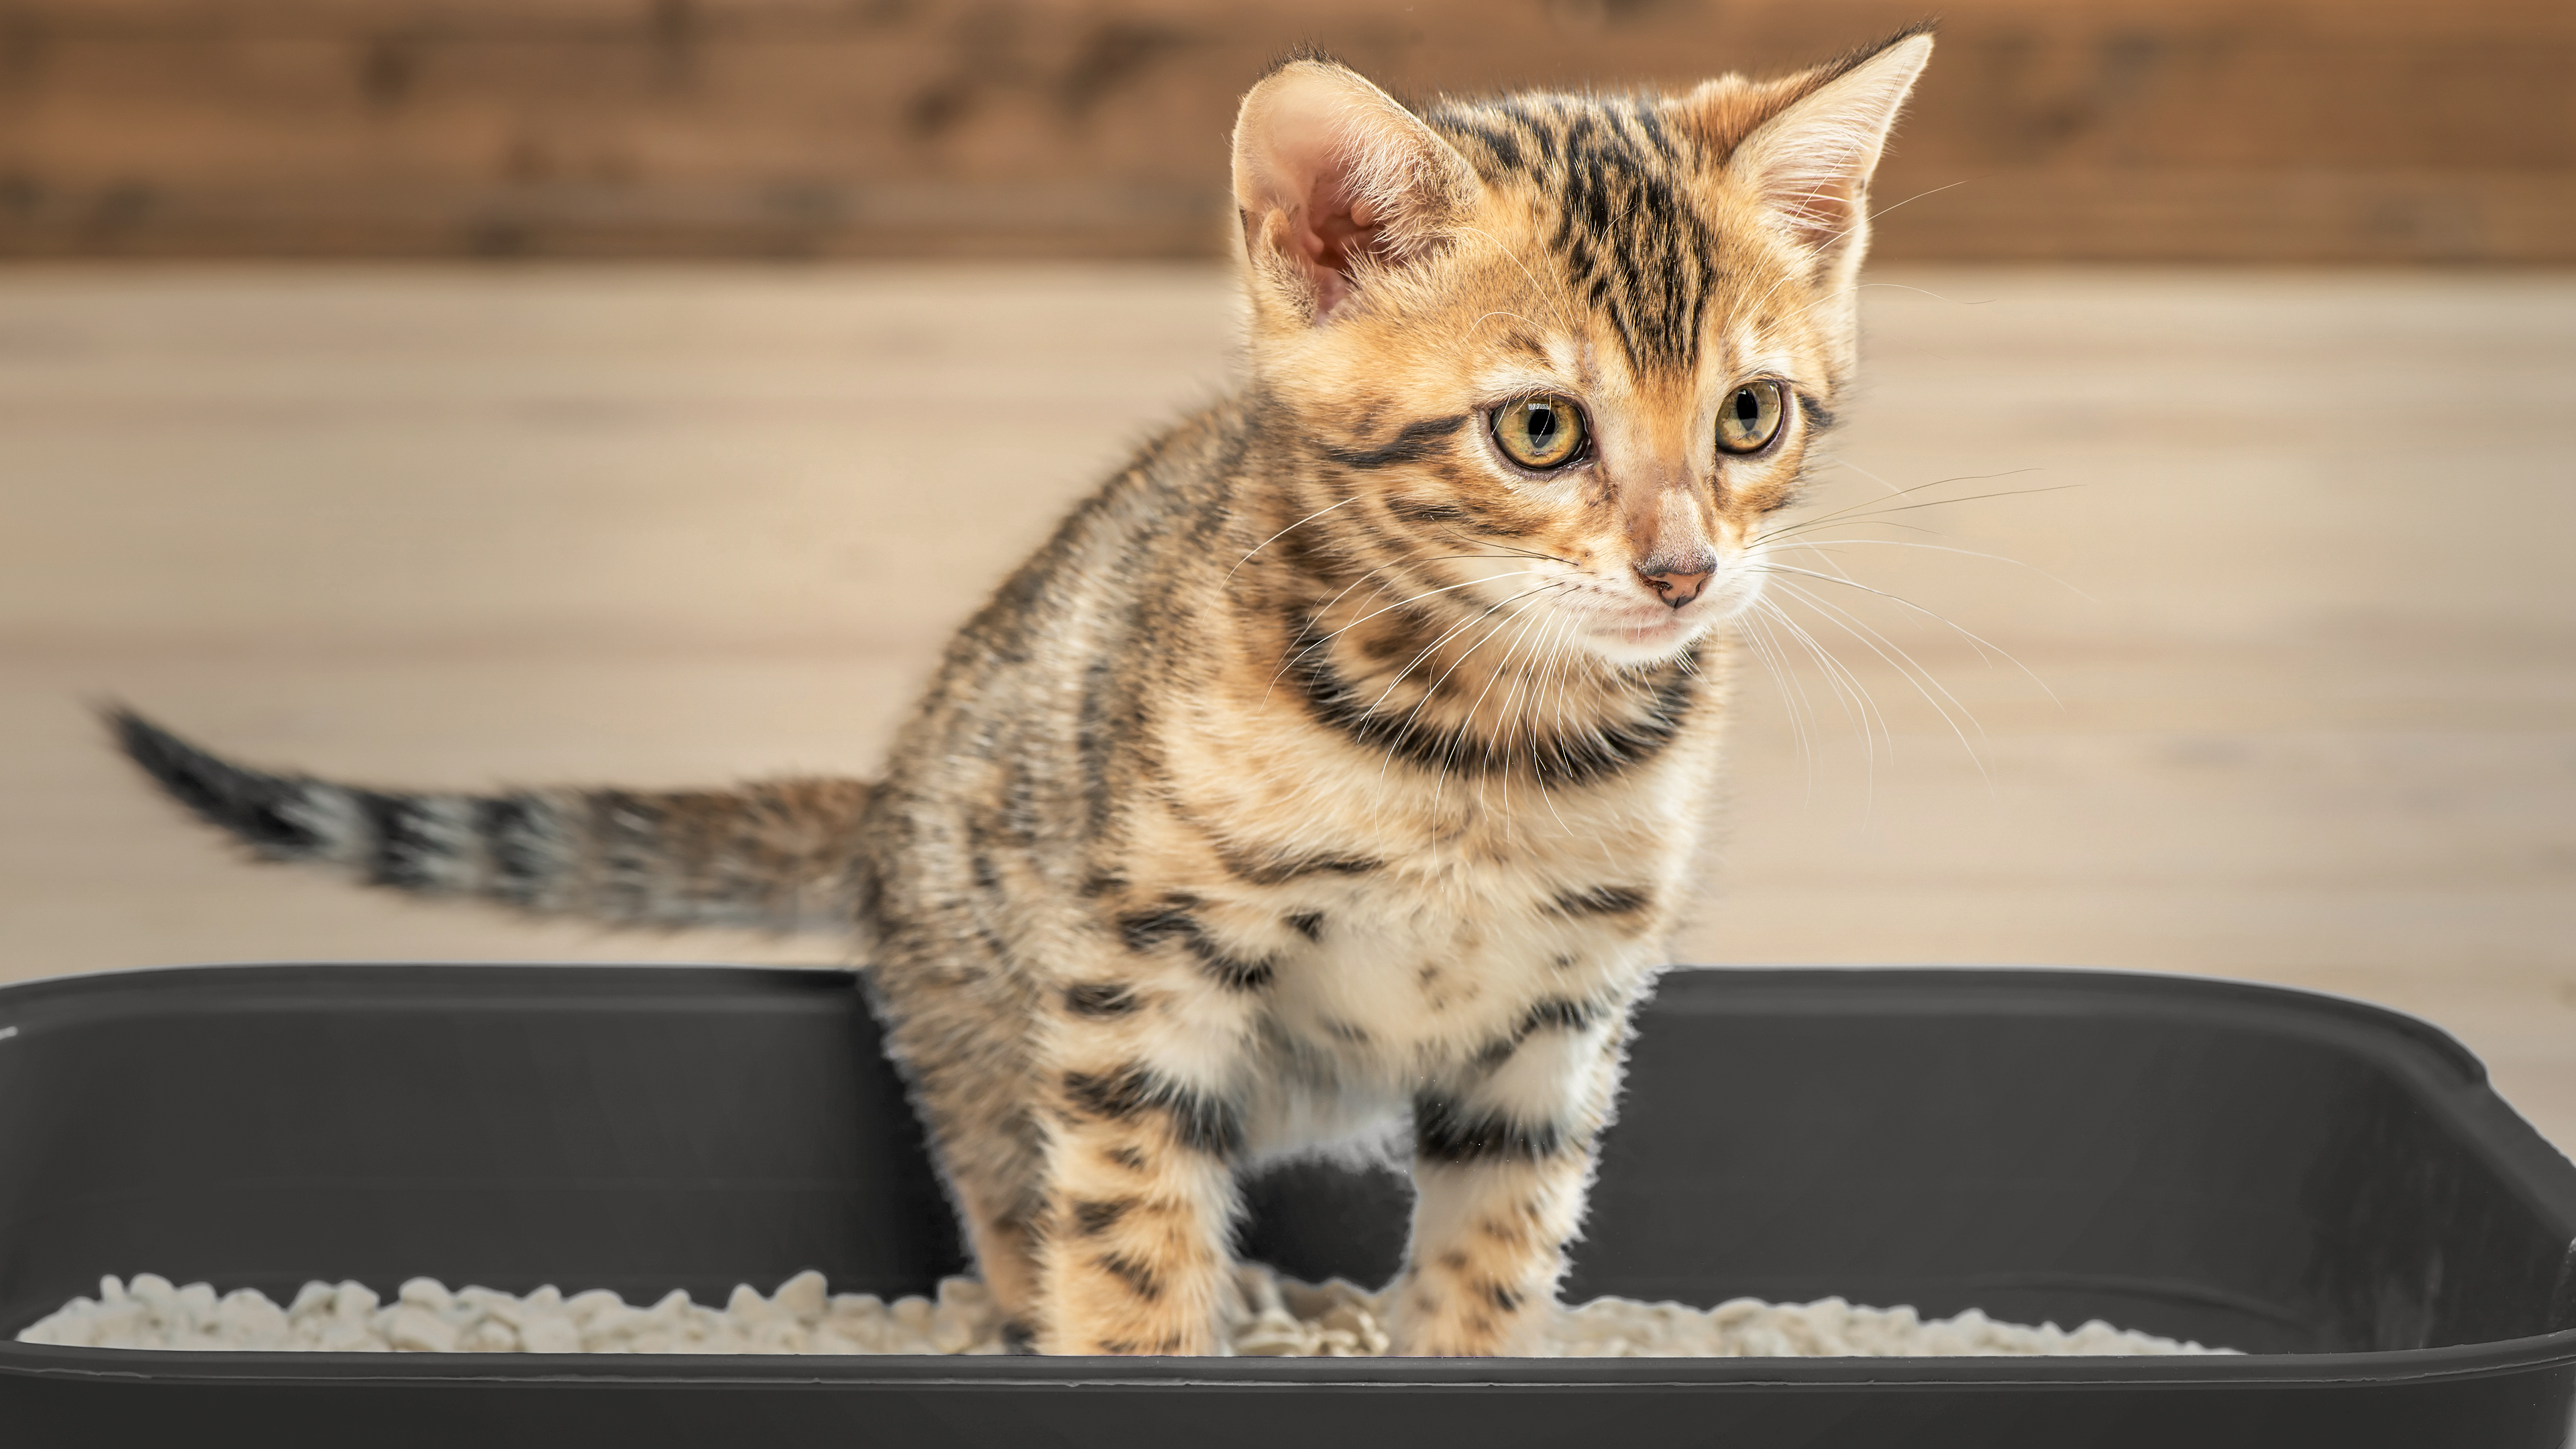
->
[1,0,2569,263]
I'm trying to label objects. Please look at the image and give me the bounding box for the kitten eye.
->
[1491,394,1589,470]
[1716,380,1788,454]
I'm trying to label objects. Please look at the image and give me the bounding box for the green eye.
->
[1492,394,1588,470]
[1717,380,1788,454]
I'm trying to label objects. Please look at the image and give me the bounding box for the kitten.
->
[113,28,1933,1356]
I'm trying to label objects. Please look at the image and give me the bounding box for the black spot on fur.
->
[1350,622,1418,665]
[1066,1065,1148,1121]
[1452,497,1538,539]
[1065,1065,1242,1157]
[1105,1144,1151,1173]
[1414,1093,1572,1166]
[1285,910,1326,943]
[1436,116,1525,174]
[1520,997,1605,1034]
[1195,948,1277,991]
[1095,1252,1164,1301]
[1214,847,1380,888]
[1118,898,1201,953]
[1479,1281,1525,1313]
[1065,982,1140,1017]
[1118,896,1277,991]
[1386,497,1468,525]
[1318,414,1466,470]
[1071,1198,1136,1236]
[1548,885,1651,918]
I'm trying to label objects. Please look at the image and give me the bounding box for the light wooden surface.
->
[2,263,2572,1152]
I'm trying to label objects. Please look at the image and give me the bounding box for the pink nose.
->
[1641,568,1713,608]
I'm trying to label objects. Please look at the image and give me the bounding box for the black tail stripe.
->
[476,794,553,904]
[111,710,323,855]
[358,790,437,889]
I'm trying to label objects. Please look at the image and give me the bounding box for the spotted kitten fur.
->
[116,29,1933,1356]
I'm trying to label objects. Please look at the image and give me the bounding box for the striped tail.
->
[110,709,875,936]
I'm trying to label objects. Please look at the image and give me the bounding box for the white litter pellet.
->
[386,1306,458,1353]
[17,1266,2235,1358]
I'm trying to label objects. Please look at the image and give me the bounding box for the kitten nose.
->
[1640,566,1714,609]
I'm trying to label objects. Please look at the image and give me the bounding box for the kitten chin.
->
[1572,611,1720,667]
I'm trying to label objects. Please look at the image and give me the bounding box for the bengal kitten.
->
[114,29,1933,1356]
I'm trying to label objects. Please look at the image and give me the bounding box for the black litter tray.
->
[1,963,2571,1448]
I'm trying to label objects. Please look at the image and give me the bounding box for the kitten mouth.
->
[1577,608,1702,658]
[1603,617,1689,643]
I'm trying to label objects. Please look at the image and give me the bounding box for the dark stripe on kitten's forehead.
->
[1428,95,1715,374]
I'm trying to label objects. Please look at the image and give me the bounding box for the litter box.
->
[0,961,2570,1447]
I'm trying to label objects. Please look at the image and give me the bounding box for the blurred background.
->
[0,0,2569,262]
[0,1,2571,1142]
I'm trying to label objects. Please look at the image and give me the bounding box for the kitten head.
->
[1232,29,1931,667]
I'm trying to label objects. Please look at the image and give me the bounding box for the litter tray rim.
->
[4,1327,2575,1389]
[1,960,2569,1389]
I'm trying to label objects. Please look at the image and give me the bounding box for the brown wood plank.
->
[0,0,2568,261]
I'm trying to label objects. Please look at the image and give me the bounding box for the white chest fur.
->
[1232,862,1664,1163]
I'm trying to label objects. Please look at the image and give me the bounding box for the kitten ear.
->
[1698,28,1933,265]
[1231,58,1480,325]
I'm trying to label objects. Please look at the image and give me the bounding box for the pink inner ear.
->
[1291,180,1383,318]
[1760,168,1859,252]
[1253,106,1399,321]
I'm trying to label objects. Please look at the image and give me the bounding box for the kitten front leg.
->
[1390,1006,1629,1356]
[1034,986,1250,1355]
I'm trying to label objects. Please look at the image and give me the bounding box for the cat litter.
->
[20,1267,2229,1359]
